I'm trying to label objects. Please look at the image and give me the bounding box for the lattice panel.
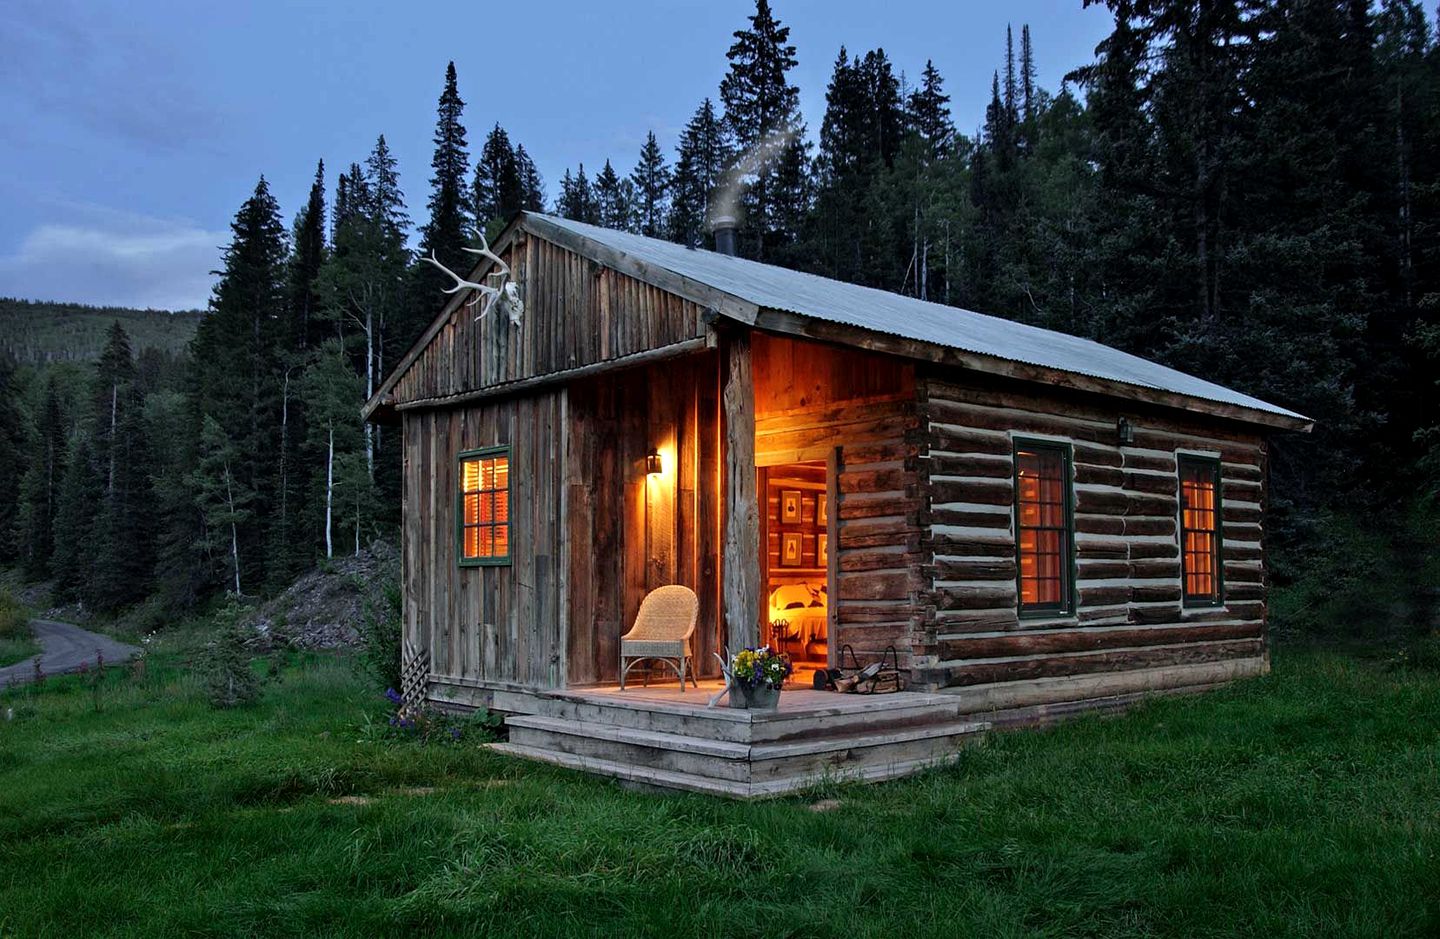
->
[401,639,430,708]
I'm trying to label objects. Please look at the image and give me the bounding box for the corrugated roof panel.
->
[532,213,1308,423]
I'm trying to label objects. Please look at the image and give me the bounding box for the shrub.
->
[0,588,27,639]
[197,603,261,709]
[356,577,403,693]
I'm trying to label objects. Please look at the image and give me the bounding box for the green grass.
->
[0,589,39,668]
[1,647,1437,938]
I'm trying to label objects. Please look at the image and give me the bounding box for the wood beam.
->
[722,331,760,650]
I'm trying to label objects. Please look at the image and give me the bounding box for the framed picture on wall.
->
[781,532,802,567]
[817,494,828,526]
[781,490,802,524]
[817,534,828,567]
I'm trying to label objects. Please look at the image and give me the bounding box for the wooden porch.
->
[488,682,990,798]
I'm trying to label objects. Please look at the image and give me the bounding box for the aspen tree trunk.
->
[364,308,375,477]
[224,464,242,596]
[325,425,335,559]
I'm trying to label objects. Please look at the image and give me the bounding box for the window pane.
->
[458,451,511,562]
[1015,446,1070,613]
[1180,462,1221,602]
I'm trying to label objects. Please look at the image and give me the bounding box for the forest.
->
[0,0,1435,641]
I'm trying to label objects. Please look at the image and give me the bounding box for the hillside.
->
[0,297,204,364]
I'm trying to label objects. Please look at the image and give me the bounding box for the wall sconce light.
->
[645,448,663,476]
[1116,417,1135,446]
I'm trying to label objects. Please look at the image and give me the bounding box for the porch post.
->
[722,330,760,650]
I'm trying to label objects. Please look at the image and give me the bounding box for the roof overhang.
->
[366,211,1313,435]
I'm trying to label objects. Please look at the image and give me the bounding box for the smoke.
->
[709,127,801,229]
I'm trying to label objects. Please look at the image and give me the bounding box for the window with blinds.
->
[458,448,510,565]
[1014,442,1073,614]
[1179,458,1222,604]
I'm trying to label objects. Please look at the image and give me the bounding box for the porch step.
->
[500,712,990,795]
[488,740,986,799]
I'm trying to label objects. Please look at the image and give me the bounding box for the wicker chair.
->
[619,585,700,691]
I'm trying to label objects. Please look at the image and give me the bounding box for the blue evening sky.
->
[0,0,1113,311]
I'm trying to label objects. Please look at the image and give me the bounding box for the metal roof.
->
[533,213,1309,425]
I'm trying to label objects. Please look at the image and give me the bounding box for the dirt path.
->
[0,619,142,689]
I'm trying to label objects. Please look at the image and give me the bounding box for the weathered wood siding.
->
[565,352,724,684]
[393,235,709,406]
[402,390,567,694]
[753,333,925,669]
[911,370,1268,692]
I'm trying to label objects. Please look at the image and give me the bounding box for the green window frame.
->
[1013,439,1075,617]
[457,446,512,567]
[1178,456,1224,606]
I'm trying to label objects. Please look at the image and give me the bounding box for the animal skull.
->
[420,231,524,326]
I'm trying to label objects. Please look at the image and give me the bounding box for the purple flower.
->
[384,688,403,705]
[449,727,462,740]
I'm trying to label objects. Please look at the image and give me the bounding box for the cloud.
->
[0,210,224,311]
[0,0,228,154]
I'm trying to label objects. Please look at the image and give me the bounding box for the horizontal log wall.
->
[393,235,708,405]
[403,390,566,695]
[912,371,1269,692]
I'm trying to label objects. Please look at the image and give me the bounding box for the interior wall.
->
[752,332,924,670]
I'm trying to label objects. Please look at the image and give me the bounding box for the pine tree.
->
[474,124,524,235]
[515,144,546,211]
[1020,24,1039,151]
[630,131,671,237]
[907,59,953,159]
[668,98,731,246]
[719,0,809,259]
[417,62,471,276]
[0,357,24,562]
[88,322,155,610]
[191,176,289,591]
[51,429,100,603]
[289,160,328,350]
[17,377,67,578]
[557,164,598,223]
[594,159,633,230]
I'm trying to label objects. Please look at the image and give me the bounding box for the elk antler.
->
[418,231,523,325]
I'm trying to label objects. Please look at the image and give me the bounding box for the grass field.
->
[1,644,1436,938]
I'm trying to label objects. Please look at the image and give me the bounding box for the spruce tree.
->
[0,357,24,562]
[631,131,671,237]
[191,176,289,592]
[515,144,545,211]
[1020,24,1039,151]
[719,0,809,259]
[668,98,730,246]
[17,377,66,578]
[907,59,953,159]
[594,159,634,230]
[51,429,100,603]
[289,160,328,350]
[88,323,155,610]
[557,164,598,223]
[417,62,471,275]
[474,123,524,235]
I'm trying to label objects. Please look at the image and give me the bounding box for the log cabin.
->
[363,212,1312,797]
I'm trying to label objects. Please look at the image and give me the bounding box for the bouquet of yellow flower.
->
[729,645,792,689]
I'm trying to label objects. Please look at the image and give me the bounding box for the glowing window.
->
[1179,458,1222,604]
[1015,443,1072,614]
[458,448,510,565]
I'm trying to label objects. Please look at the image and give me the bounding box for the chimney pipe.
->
[711,214,738,257]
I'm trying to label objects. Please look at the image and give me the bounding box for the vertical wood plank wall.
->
[402,390,566,692]
[911,370,1268,692]
[564,353,724,684]
[392,235,708,405]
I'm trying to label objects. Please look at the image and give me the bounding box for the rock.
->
[242,541,399,650]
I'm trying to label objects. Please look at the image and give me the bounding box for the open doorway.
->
[759,459,834,684]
